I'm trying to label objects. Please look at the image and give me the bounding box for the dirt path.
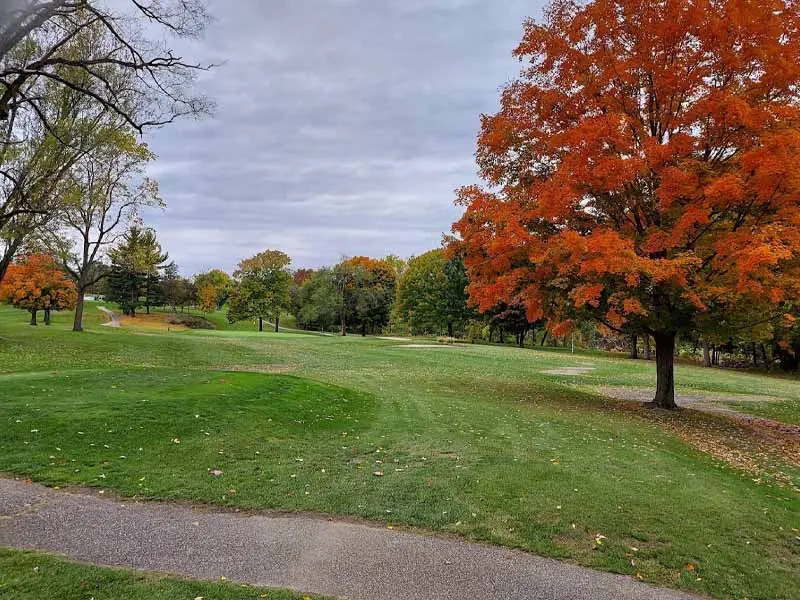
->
[0,479,697,600]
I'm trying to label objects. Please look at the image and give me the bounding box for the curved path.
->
[0,480,697,600]
[97,306,120,327]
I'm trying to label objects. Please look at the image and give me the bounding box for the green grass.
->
[726,399,800,425]
[0,549,329,600]
[0,305,798,600]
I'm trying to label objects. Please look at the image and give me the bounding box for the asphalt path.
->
[0,479,699,600]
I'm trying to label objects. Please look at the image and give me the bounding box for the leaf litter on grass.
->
[624,402,800,493]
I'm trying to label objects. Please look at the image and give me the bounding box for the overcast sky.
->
[140,0,546,275]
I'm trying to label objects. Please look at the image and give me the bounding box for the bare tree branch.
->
[0,0,214,130]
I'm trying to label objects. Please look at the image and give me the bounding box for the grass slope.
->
[0,305,798,600]
[0,549,329,600]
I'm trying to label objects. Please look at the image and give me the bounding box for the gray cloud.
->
[140,0,545,274]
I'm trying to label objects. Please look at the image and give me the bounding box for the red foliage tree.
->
[454,0,800,408]
[0,254,77,325]
[293,268,315,287]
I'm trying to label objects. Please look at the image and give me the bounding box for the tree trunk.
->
[30,309,37,326]
[44,308,51,325]
[258,317,263,332]
[499,327,505,344]
[651,332,678,410]
[341,312,346,336]
[702,342,711,367]
[73,293,85,332]
[275,315,280,333]
[760,344,770,371]
[643,334,651,360]
[540,330,549,346]
[447,321,454,338]
[361,321,366,337]
[629,334,639,359]
[751,342,758,367]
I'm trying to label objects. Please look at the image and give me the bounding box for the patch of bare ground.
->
[117,313,189,331]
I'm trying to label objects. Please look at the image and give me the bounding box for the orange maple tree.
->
[197,283,218,314]
[0,254,77,325]
[454,0,800,408]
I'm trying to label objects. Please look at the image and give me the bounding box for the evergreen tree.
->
[104,225,169,316]
[105,262,142,316]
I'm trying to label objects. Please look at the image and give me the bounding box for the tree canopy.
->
[396,249,472,337]
[0,252,76,324]
[454,0,800,408]
[0,1,210,286]
[341,256,397,336]
[228,250,292,331]
[293,267,341,332]
[55,128,159,330]
[194,269,232,310]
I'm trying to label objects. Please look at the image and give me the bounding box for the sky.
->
[140,0,546,275]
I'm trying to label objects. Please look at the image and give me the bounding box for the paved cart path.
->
[0,479,699,600]
[97,306,120,327]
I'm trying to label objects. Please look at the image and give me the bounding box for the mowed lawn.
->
[0,304,798,600]
[0,549,330,600]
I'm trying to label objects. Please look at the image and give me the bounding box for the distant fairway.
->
[0,304,797,600]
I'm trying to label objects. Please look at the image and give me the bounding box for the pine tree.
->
[104,225,169,316]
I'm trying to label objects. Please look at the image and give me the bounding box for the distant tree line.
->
[5,233,799,374]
